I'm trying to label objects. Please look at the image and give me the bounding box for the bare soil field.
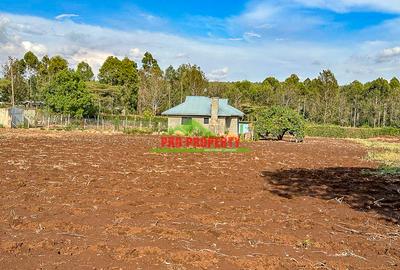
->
[0,129,399,269]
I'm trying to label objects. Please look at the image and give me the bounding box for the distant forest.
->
[1,51,400,128]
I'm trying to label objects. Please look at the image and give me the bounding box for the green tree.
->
[48,56,68,77]
[365,78,390,127]
[177,64,208,101]
[254,106,305,141]
[389,77,400,127]
[44,70,95,117]
[138,54,165,114]
[142,52,161,75]
[98,56,139,112]
[317,70,339,124]
[98,56,121,85]
[164,65,179,108]
[76,61,94,81]
[0,78,11,102]
[23,51,39,100]
[1,58,28,103]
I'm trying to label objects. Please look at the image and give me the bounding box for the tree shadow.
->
[261,167,400,223]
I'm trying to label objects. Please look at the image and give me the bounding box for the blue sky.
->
[1,0,400,83]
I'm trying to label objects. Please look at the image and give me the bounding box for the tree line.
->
[0,50,399,128]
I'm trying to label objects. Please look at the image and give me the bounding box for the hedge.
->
[305,124,400,139]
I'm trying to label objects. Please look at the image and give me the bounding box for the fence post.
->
[47,116,50,130]
[134,115,136,128]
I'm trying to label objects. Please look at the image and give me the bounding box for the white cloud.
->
[55,14,79,20]
[21,41,47,55]
[244,31,261,39]
[376,46,400,62]
[70,48,111,69]
[294,0,400,13]
[208,67,229,81]
[0,12,399,83]
[129,47,144,60]
[174,52,189,59]
[224,0,327,38]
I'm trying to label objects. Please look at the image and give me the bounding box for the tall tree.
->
[76,61,94,81]
[48,56,68,77]
[138,53,165,114]
[317,70,339,124]
[44,70,94,117]
[23,51,39,100]
[142,52,161,76]
[164,65,179,108]
[1,57,27,104]
[98,56,122,85]
[98,56,139,112]
[177,64,208,101]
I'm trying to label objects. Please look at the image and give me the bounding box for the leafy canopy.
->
[76,61,94,81]
[254,106,305,141]
[44,70,95,117]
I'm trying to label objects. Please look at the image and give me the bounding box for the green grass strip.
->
[151,147,250,153]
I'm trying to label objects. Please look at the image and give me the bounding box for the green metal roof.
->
[161,96,244,117]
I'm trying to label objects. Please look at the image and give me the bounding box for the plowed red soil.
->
[0,129,399,269]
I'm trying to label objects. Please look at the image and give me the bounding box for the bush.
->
[254,106,305,141]
[168,119,214,137]
[305,124,400,138]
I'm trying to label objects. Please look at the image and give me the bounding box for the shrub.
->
[168,119,215,137]
[254,106,305,141]
[305,124,400,138]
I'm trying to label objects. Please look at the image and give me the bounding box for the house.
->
[161,96,244,135]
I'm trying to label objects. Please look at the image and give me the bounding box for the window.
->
[204,117,209,124]
[225,118,231,129]
[181,117,192,125]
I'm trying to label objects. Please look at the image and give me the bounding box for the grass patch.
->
[352,138,400,175]
[151,147,250,153]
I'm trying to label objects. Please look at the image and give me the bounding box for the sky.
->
[1,0,400,83]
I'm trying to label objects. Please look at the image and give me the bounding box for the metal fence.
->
[30,114,168,133]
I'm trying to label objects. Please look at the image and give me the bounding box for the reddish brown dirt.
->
[0,129,399,269]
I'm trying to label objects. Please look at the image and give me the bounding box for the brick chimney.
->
[210,97,219,134]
